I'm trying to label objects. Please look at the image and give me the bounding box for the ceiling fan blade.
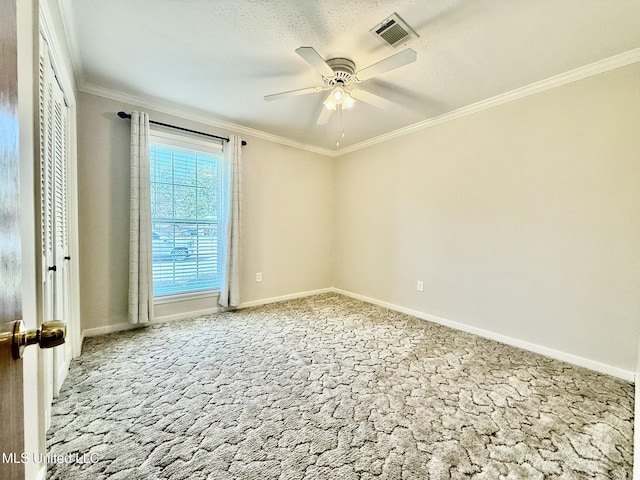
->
[355,49,417,81]
[295,47,335,77]
[264,86,327,101]
[316,105,333,125]
[351,89,396,110]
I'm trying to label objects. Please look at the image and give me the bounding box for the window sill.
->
[154,290,220,305]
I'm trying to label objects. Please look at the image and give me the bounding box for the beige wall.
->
[77,92,333,332]
[333,63,640,372]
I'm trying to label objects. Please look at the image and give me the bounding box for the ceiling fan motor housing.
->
[323,58,356,86]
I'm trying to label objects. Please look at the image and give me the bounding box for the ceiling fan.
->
[264,46,417,125]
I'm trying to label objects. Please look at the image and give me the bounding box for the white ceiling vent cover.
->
[370,13,419,49]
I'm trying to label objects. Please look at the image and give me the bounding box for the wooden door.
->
[0,0,26,478]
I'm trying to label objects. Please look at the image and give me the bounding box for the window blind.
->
[149,132,224,297]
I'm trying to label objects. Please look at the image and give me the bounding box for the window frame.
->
[149,128,225,299]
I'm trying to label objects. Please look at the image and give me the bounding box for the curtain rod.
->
[117,111,247,146]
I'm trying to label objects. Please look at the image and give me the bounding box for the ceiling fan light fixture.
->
[325,87,355,110]
[343,93,355,109]
[332,87,344,101]
[323,96,336,110]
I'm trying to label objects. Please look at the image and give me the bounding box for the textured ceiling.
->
[59,0,640,152]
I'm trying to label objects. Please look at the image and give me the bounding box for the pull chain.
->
[336,104,345,147]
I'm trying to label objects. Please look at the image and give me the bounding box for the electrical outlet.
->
[256,272,262,282]
[416,280,424,292]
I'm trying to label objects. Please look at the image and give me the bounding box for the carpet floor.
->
[46,293,634,479]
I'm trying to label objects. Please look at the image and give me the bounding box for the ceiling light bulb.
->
[324,99,335,110]
[332,88,344,102]
[343,94,355,109]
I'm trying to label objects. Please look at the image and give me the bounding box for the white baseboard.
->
[81,289,333,339]
[332,288,635,382]
[82,321,142,339]
[238,288,333,309]
[81,308,221,340]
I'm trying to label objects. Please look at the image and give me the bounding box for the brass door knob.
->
[12,320,66,359]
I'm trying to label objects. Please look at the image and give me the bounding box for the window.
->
[150,130,224,297]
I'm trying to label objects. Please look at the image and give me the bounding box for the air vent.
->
[370,13,418,48]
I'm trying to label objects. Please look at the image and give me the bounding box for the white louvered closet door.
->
[52,63,71,397]
[39,36,71,430]
[40,38,55,328]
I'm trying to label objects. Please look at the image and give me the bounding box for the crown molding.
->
[75,46,639,159]
[78,83,337,157]
[337,47,640,156]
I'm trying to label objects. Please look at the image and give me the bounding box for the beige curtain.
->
[128,111,153,323]
[218,135,243,308]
